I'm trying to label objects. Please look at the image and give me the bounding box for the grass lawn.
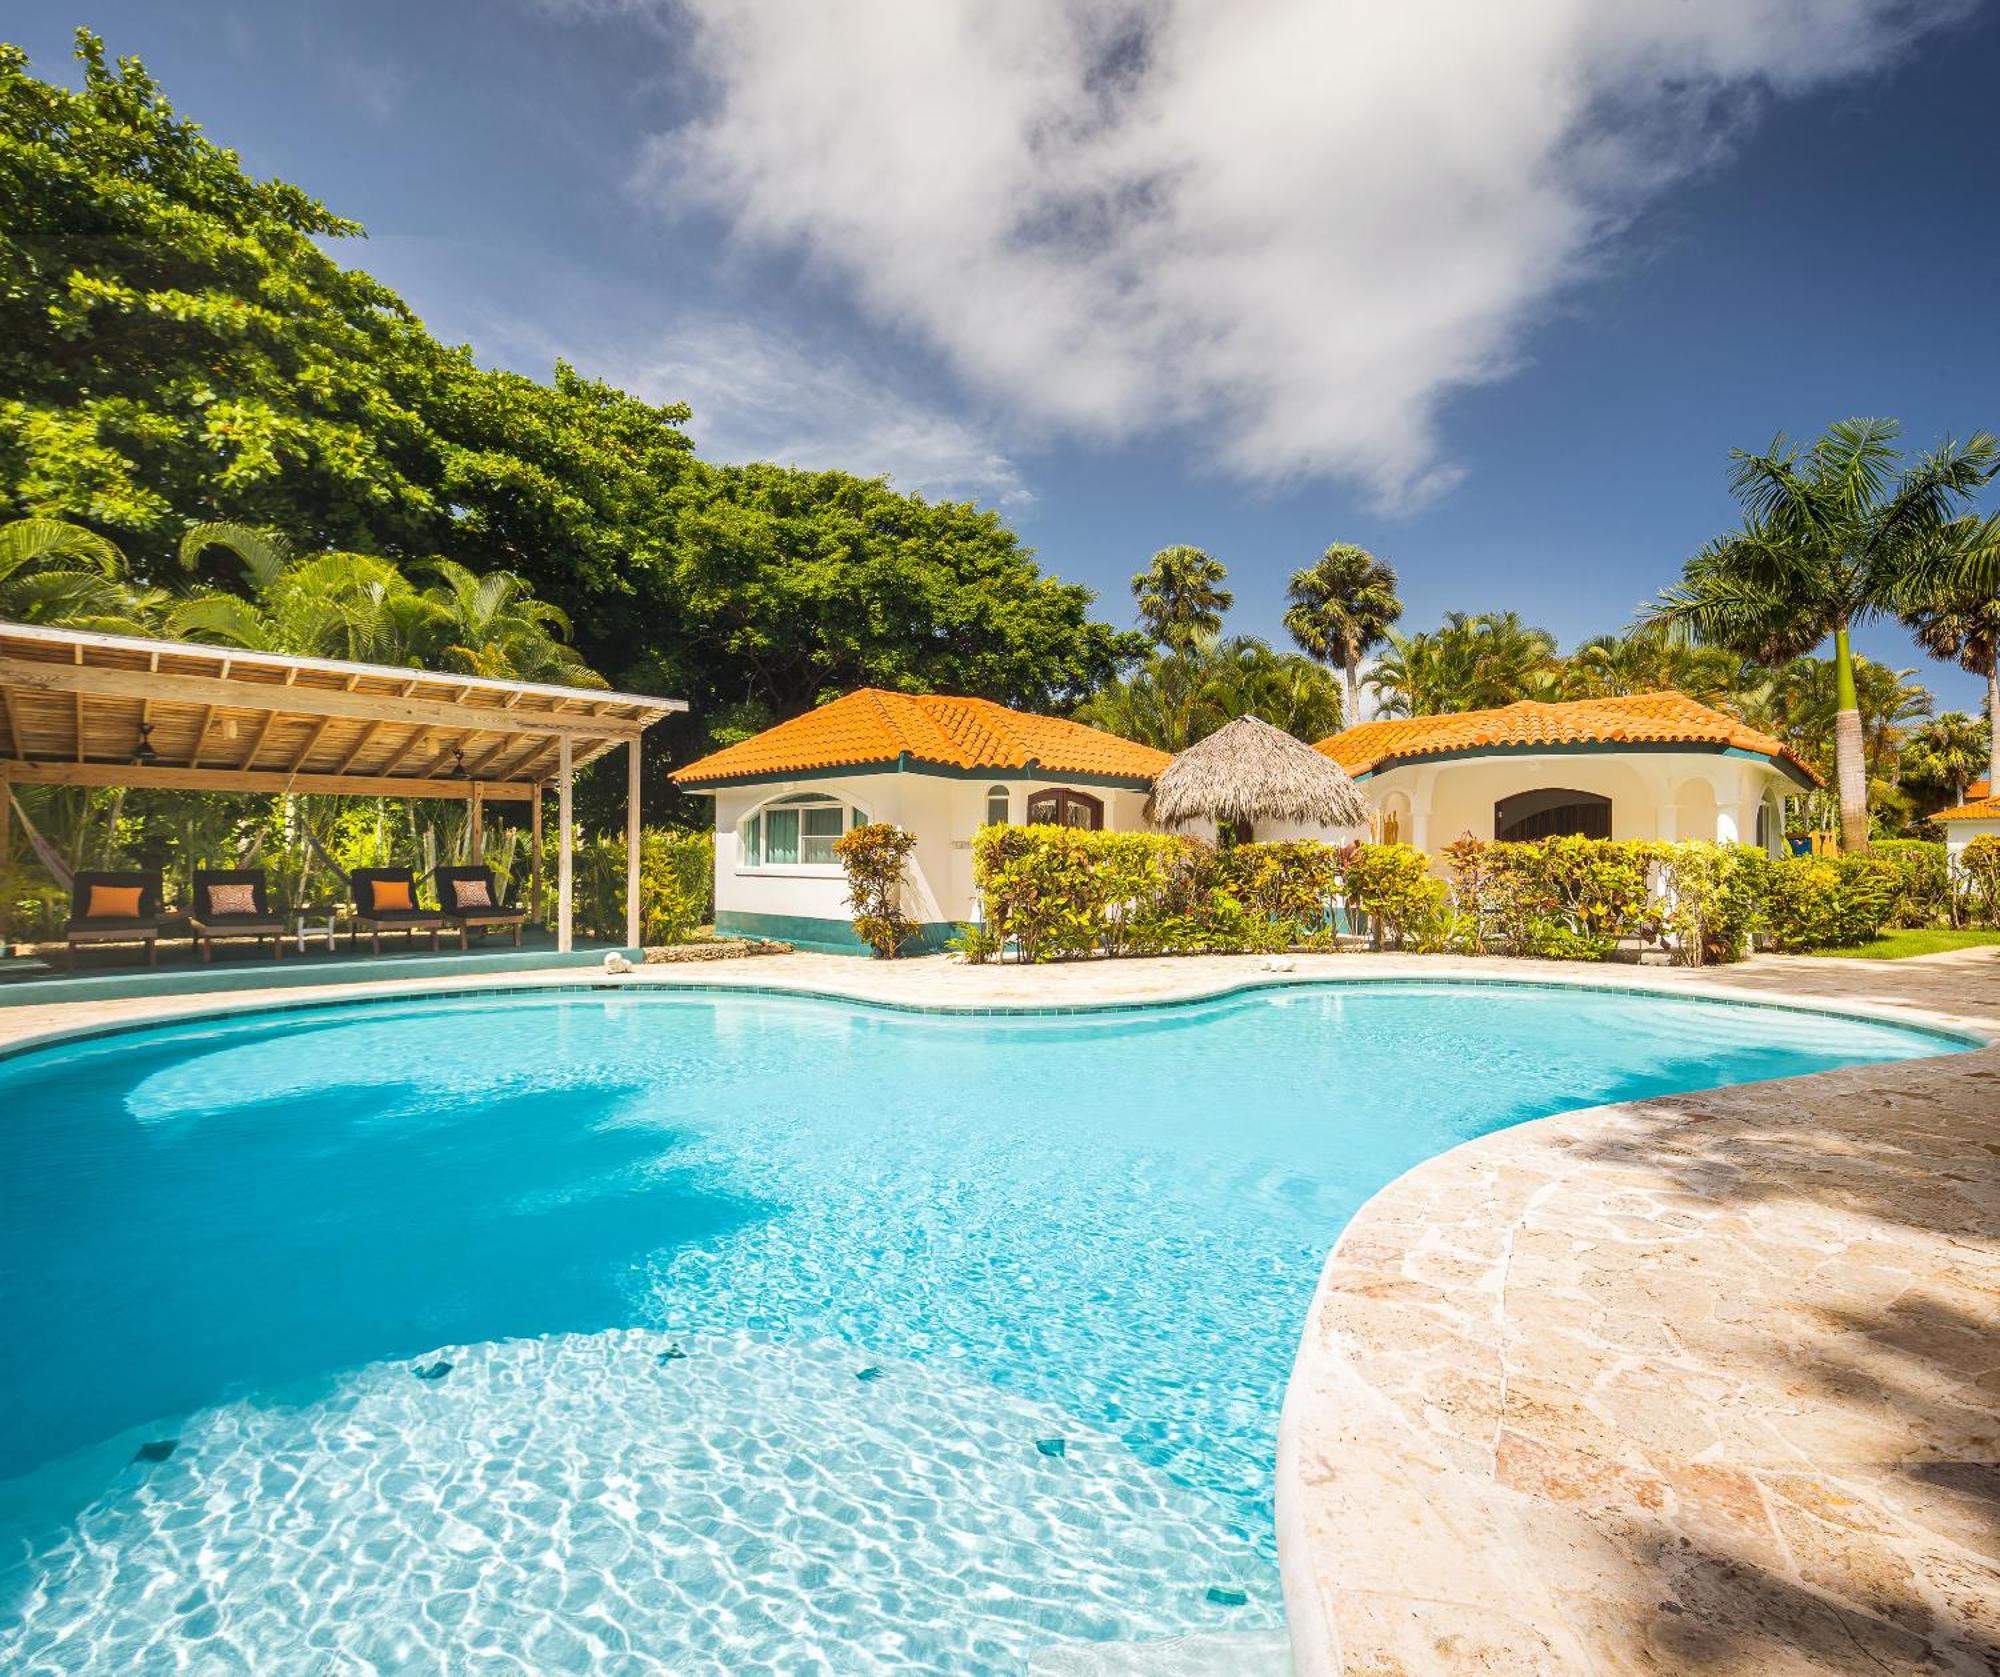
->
[1807,928,2000,960]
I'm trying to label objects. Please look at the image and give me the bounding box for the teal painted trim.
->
[1350,739,1815,790]
[677,761,1156,794]
[0,942,640,1010]
[715,909,957,957]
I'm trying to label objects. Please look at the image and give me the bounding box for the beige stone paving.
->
[3,947,1996,1675]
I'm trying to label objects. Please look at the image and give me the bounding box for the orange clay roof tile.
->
[670,688,1171,786]
[1314,691,1818,784]
[1936,792,2000,821]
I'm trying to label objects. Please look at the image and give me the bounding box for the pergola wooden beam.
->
[0,656,650,743]
[2,759,538,801]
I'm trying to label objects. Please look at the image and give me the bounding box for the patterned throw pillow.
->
[452,877,494,910]
[205,882,258,916]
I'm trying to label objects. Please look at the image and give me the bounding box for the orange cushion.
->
[370,879,414,912]
[85,884,144,919]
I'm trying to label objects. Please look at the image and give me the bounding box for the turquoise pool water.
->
[0,982,1962,1672]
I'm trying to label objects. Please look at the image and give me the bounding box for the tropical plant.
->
[1646,418,2000,852]
[1899,713,1988,811]
[0,518,156,631]
[1131,546,1232,652]
[1365,611,1560,717]
[1557,627,1750,711]
[1896,548,2000,793]
[1282,543,1401,729]
[1073,635,1343,750]
[834,822,921,957]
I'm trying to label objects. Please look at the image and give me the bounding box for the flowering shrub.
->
[1868,839,1950,928]
[833,822,921,958]
[964,827,1900,963]
[1754,853,1897,950]
[1955,835,2000,927]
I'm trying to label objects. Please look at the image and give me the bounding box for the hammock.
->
[7,788,75,894]
[298,818,352,890]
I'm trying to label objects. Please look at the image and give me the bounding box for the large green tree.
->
[1895,524,2000,792]
[1282,543,1401,729]
[1646,419,1998,852]
[1,32,1141,819]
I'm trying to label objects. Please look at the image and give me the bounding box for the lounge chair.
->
[186,868,285,962]
[64,869,167,970]
[434,865,528,947]
[349,867,444,955]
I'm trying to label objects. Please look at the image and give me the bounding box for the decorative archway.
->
[1494,788,1610,843]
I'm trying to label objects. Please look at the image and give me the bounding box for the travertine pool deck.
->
[3,949,1995,1675]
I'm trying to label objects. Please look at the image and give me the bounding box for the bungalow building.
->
[1314,692,1814,859]
[1938,777,1999,865]
[670,689,1169,953]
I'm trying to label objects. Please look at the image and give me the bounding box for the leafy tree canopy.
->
[0,32,1142,813]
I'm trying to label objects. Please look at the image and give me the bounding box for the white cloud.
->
[624,319,1033,507]
[639,0,1967,507]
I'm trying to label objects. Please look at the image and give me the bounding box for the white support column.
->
[469,784,484,865]
[625,736,642,950]
[0,770,11,952]
[557,735,573,954]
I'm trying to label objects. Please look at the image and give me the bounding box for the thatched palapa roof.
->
[1147,714,1370,829]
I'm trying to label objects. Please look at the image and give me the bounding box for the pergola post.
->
[469,784,484,865]
[625,736,642,949]
[557,735,573,954]
[529,783,544,925]
[0,768,11,952]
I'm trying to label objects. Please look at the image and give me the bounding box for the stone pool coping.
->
[3,949,1996,1674]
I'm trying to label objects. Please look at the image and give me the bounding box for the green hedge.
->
[966,828,1903,964]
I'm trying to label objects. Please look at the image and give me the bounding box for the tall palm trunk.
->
[1342,662,1362,732]
[1987,655,1999,793]
[1831,624,1869,853]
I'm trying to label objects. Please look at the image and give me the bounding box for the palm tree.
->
[1073,635,1341,751]
[420,560,605,687]
[1559,627,1753,712]
[1131,546,1232,652]
[1365,611,1560,717]
[0,518,160,632]
[1896,526,2000,791]
[1282,543,1401,729]
[1901,712,1988,810]
[1645,418,1999,852]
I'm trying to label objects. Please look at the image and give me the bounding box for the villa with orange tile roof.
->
[672,689,1173,951]
[1314,691,1814,858]
[1936,776,2000,866]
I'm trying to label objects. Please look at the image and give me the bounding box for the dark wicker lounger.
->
[186,868,285,961]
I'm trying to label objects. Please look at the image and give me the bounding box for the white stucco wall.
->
[1361,751,1795,863]
[1944,817,2000,868]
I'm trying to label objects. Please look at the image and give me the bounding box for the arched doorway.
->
[1025,787,1104,830]
[1494,788,1611,842]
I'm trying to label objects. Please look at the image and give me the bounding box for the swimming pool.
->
[0,981,1964,1672]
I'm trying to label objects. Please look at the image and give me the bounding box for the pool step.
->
[1028,1629,1292,1675]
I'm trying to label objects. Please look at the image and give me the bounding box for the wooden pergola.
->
[0,622,685,952]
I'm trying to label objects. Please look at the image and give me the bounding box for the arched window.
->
[1494,788,1611,843]
[739,792,868,870]
[985,785,1010,827]
[1025,788,1103,830]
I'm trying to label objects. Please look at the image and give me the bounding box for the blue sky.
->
[14,1,2000,708]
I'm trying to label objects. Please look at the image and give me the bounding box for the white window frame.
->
[736,792,870,876]
[984,784,1011,828]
